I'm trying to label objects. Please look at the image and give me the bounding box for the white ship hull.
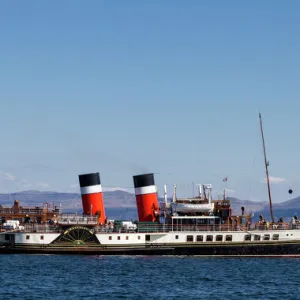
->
[1,226,300,256]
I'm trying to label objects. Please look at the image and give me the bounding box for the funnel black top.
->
[133,173,155,188]
[78,173,101,187]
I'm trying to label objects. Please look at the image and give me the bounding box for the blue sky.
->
[0,0,300,203]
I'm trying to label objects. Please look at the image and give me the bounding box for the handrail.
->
[1,222,300,234]
[0,208,59,214]
[56,215,98,225]
[96,223,300,234]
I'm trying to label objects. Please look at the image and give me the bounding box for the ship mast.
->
[259,113,274,223]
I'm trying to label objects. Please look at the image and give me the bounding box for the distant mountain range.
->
[0,190,300,221]
[0,190,136,208]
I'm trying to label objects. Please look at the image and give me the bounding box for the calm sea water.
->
[0,255,298,299]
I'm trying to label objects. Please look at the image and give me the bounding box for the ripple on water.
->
[0,255,299,299]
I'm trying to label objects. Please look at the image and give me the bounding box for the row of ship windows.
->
[25,235,44,240]
[181,234,281,242]
[22,235,141,241]
[107,234,282,242]
[108,236,141,240]
[23,233,284,242]
[24,235,143,241]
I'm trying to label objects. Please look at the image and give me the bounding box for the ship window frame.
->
[272,234,279,240]
[206,235,213,242]
[225,235,232,241]
[216,235,223,242]
[254,235,261,241]
[244,234,251,241]
[186,235,193,242]
[117,236,121,240]
[196,235,203,242]
[138,236,141,240]
[40,235,44,240]
[126,236,129,240]
[26,235,30,240]
[146,234,150,241]
[263,234,270,240]
[175,235,179,239]
[109,236,112,240]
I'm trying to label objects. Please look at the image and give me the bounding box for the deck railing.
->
[23,224,61,233]
[0,208,58,215]
[56,214,98,225]
[254,223,294,230]
[94,222,300,234]
[1,222,300,234]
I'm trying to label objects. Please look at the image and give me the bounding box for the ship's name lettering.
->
[64,227,93,235]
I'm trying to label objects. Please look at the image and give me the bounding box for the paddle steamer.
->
[0,114,299,256]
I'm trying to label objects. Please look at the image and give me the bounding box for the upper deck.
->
[0,200,60,223]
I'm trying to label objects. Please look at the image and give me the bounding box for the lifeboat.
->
[172,203,214,213]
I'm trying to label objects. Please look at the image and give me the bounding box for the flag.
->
[222,177,228,182]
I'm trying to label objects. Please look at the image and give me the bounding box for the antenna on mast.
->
[259,113,274,223]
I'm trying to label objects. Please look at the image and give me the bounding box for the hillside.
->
[273,196,300,209]
[0,190,136,208]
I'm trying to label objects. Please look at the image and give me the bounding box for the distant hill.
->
[227,197,269,215]
[0,190,300,222]
[0,190,136,208]
[273,196,300,209]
